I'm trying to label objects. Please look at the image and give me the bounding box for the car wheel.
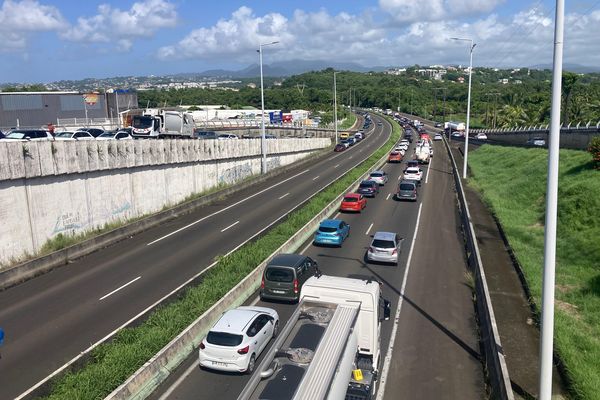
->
[246,354,256,374]
[272,321,279,338]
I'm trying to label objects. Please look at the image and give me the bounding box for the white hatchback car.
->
[54,131,95,141]
[369,170,389,185]
[199,306,279,373]
[403,166,423,183]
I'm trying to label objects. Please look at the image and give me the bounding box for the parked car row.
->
[0,128,134,142]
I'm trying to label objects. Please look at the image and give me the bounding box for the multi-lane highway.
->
[148,122,484,399]
[0,116,390,399]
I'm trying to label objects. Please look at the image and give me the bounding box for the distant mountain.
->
[529,63,600,73]
[190,59,387,78]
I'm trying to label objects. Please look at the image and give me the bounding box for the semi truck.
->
[238,274,391,400]
[131,108,195,138]
[444,121,465,134]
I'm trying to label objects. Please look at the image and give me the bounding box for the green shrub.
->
[588,136,600,169]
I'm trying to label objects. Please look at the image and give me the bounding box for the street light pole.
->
[334,71,338,143]
[258,41,279,174]
[539,1,564,399]
[451,37,476,179]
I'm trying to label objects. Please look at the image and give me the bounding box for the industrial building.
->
[0,90,138,130]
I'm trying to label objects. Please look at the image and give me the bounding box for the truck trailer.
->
[131,108,195,138]
[237,274,391,400]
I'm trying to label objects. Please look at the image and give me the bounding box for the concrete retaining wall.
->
[0,138,330,267]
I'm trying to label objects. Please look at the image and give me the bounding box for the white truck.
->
[444,121,465,134]
[415,143,430,164]
[131,108,195,138]
[237,274,391,400]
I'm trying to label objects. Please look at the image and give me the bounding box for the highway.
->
[0,117,389,399]
[148,121,484,399]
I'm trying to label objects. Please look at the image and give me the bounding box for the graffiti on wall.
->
[219,163,253,185]
[52,211,87,234]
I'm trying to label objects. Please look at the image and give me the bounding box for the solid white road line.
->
[278,193,289,200]
[376,202,423,400]
[158,361,199,400]
[146,169,310,246]
[365,222,374,235]
[221,220,240,232]
[99,276,141,301]
[425,155,433,184]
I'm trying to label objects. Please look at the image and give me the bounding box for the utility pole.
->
[334,71,338,143]
[493,93,500,129]
[539,0,564,398]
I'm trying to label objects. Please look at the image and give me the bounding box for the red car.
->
[340,193,367,212]
[388,151,402,163]
[334,144,346,152]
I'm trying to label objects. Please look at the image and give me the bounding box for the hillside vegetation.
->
[468,146,600,399]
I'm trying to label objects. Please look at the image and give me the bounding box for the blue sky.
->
[1,0,599,83]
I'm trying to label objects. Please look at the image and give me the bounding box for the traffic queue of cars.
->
[197,117,431,376]
[0,128,134,142]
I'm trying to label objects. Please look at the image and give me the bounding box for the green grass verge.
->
[43,117,401,399]
[468,145,600,399]
[339,112,357,130]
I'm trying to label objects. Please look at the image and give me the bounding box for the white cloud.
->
[158,4,600,69]
[379,0,504,22]
[60,0,177,47]
[0,0,65,52]
[158,7,388,62]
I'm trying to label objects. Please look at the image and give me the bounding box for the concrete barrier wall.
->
[0,138,330,266]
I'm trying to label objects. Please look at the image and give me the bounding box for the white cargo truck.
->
[415,143,430,164]
[237,274,391,400]
[131,108,195,138]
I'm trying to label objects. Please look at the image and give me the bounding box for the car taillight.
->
[293,279,299,294]
[392,249,398,255]
[238,345,250,354]
[199,341,205,350]
[261,276,265,289]
[369,246,374,253]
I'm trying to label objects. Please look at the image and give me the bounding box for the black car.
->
[196,130,218,139]
[357,180,379,197]
[334,144,346,152]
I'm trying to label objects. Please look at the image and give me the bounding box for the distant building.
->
[457,76,465,83]
[0,91,138,129]
[385,68,407,75]
[499,78,509,84]
[247,83,257,89]
[417,68,447,80]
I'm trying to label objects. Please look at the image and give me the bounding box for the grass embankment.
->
[44,118,400,399]
[339,112,357,130]
[468,145,600,399]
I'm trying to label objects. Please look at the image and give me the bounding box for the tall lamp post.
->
[334,71,338,143]
[258,41,279,174]
[451,37,476,179]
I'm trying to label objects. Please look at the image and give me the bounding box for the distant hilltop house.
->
[384,68,407,75]
[0,90,138,129]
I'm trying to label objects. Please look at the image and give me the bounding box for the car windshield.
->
[133,116,153,129]
[373,239,395,248]
[265,267,294,283]
[319,226,338,233]
[98,133,115,138]
[359,182,373,188]
[5,132,25,139]
[206,331,243,347]
[56,132,73,138]
[343,196,358,202]
[406,168,419,174]
[370,173,383,177]
[400,183,415,191]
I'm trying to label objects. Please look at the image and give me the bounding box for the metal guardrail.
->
[471,120,600,135]
[443,135,514,400]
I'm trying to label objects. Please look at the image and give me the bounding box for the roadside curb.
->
[105,117,397,400]
[0,145,332,291]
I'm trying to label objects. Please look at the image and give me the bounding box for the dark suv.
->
[357,180,379,197]
[260,254,317,303]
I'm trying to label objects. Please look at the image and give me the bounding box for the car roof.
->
[212,308,261,333]
[360,180,376,185]
[400,180,417,186]
[373,231,397,241]
[344,192,361,198]
[268,253,306,268]
[320,219,343,228]
[370,170,384,174]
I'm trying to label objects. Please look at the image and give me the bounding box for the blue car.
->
[314,219,350,247]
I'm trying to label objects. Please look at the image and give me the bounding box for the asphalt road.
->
[148,128,484,399]
[0,118,389,400]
